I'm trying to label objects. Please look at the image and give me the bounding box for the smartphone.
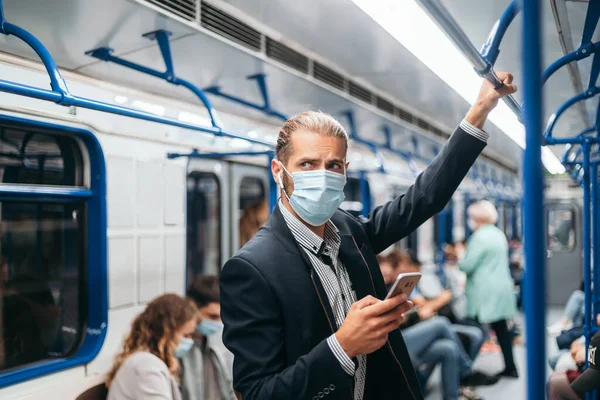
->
[385,272,422,300]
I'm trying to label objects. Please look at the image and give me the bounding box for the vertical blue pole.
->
[268,153,277,213]
[582,144,592,400]
[522,0,546,397]
[594,163,600,329]
[359,171,371,217]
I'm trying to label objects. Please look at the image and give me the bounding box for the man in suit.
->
[220,72,517,400]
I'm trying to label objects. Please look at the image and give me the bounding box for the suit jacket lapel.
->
[268,204,337,330]
[339,234,378,301]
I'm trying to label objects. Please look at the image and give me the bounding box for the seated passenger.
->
[400,315,494,400]
[180,275,236,400]
[239,200,269,248]
[397,250,487,365]
[547,281,585,336]
[570,330,600,398]
[106,294,198,400]
[376,249,402,291]
[549,313,600,371]
[546,330,600,399]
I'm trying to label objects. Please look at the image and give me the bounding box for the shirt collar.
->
[278,200,340,256]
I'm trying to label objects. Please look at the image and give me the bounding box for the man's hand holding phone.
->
[335,294,413,358]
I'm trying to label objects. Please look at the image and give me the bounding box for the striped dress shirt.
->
[280,203,367,400]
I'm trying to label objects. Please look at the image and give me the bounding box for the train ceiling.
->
[0,0,548,172]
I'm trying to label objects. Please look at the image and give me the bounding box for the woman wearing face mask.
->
[180,275,237,400]
[459,200,518,379]
[106,294,198,400]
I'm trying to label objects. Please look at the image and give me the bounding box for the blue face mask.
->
[278,162,346,227]
[196,319,223,337]
[175,337,194,358]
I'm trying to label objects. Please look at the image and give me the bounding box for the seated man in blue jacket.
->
[220,73,517,400]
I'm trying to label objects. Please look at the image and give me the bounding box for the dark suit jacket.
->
[220,126,486,400]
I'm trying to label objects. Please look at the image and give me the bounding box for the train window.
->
[0,202,84,372]
[0,128,83,186]
[238,177,267,248]
[0,120,105,389]
[547,207,576,252]
[187,172,221,280]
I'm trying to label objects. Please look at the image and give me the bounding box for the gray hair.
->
[467,200,498,225]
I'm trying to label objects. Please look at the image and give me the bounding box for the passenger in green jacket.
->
[459,200,518,380]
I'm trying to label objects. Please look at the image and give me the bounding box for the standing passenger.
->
[220,74,517,400]
[459,200,518,378]
[180,275,236,400]
[106,294,198,400]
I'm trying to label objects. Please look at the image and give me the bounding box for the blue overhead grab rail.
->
[204,73,288,122]
[342,110,387,174]
[0,10,280,148]
[86,29,223,129]
[415,0,524,122]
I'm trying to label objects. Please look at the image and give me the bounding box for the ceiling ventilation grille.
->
[349,81,373,104]
[417,118,430,131]
[376,96,394,114]
[146,0,197,21]
[395,106,413,124]
[313,62,346,91]
[200,2,262,51]
[140,1,513,171]
[266,37,310,74]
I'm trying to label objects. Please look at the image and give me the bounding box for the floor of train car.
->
[424,309,561,399]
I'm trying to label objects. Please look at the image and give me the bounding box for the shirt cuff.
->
[327,334,355,376]
[459,119,489,143]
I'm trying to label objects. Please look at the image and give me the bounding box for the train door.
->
[186,159,229,284]
[545,201,582,305]
[230,163,269,255]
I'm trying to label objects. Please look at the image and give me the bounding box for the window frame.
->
[546,204,577,254]
[0,115,107,388]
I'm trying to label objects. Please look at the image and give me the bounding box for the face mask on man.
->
[175,336,194,358]
[277,161,346,226]
[196,319,223,337]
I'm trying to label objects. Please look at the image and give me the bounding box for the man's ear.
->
[271,158,283,188]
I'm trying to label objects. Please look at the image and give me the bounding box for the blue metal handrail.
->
[416,0,524,121]
[204,74,288,122]
[342,110,387,174]
[480,0,520,66]
[522,0,546,398]
[0,7,279,148]
[86,29,222,129]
